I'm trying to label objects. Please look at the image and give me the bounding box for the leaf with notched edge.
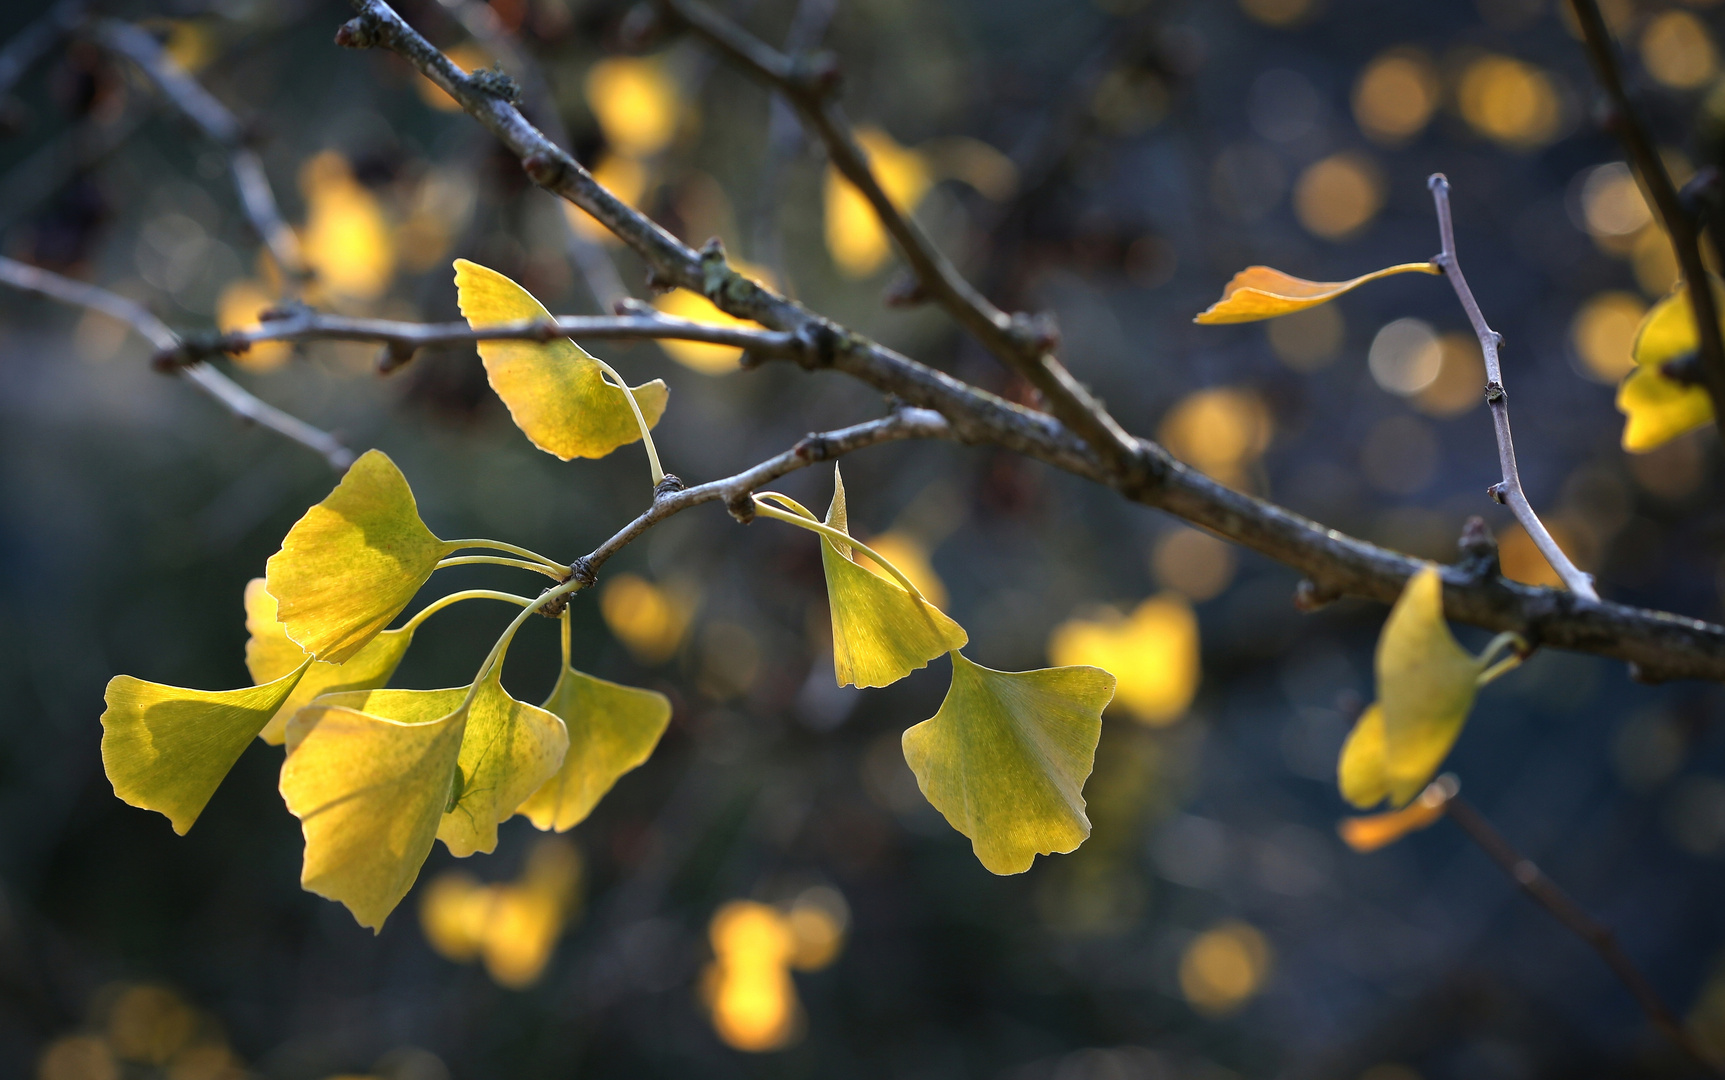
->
[436,666,569,858]
[518,666,671,833]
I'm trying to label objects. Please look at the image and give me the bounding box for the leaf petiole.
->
[445,538,567,572]
[400,589,534,635]
[461,575,586,711]
[593,357,665,487]
[435,555,567,580]
[1475,631,1528,687]
[750,494,935,606]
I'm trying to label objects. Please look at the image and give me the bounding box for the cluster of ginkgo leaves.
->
[100,259,1119,932]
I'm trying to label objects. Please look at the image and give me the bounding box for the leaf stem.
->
[591,356,665,486]
[750,495,934,605]
[445,538,566,571]
[401,589,534,634]
[435,555,567,579]
[1476,631,1527,687]
[464,576,586,710]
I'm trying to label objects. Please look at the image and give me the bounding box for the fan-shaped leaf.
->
[1617,280,1718,452]
[518,666,671,832]
[1194,262,1439,325]
[265,449,456,664]
[243,578,413,744]
[901,652,1115,874]
[820,468,967,688]
[436,667,569,858]
[1375,565,1485,807]
[1336,703,1389,809]
[102,662,310,835]
[281,686,468,931]
[453,259,668,460]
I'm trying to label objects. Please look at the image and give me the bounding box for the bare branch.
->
[651,0,1149,485]
[0,256,353,469]
[1429,175,1597,602]
[1568,0,1725,421]
[336,0,1725,682]
[89,20,309,294]
[1445,795,1721,1075]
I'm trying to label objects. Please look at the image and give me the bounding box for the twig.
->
[0,256,352,469]
[1445,796,1720,1075]
[333,0,1725,682]
[651,0,1149,486]
[0,0,84,102]
[1429,175,1598,602]
[1568,0,1725,422]
[88,20,309,294]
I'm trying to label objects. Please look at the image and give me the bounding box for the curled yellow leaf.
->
[1193,262,1439,325]
[102,661,310,835]
[453,259,668,460]
[1617,279,1719,452]
[265,449,457,664]
[518,663,671,832]
[1375,565,1485,807]
[1336,703,1389,810]
[901,652,1115,875]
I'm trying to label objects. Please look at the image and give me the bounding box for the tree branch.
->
[1429,174,1597,601]
[0,256,353,469]
[1568,0,1725,422]
[1445,795,1720,1075]
[88,20,310,294]
[336,0,1725,683]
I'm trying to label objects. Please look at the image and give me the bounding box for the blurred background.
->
[2,0,1725,1076]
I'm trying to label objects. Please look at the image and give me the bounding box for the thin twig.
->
[652,0,1149,485]
[1568,0,1725,422]
[0,256,353,469]
[1445,796,1720,1075]
[1429,174,1598,602]
[89,20,309,294]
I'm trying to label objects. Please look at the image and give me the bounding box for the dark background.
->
[2,0,1725,1077]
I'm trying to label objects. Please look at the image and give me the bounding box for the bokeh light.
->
[1293,152,1384,240]
[298,150,394,304]
[1580,162,1652,242]
[1368,317,1443,395]
[585,56,681,158]
[599,573,696,664]
[1353,49,1441,144]
[1157,387,1273,488]
[1456,55,1563,149]
[825,128,932,278]
[216,279,290,372]
[855,531,949,610]
[1047,594,1200,726]
[1179,922,1273,1016]
[1267,303,1346,371]
[1641,12,1718,90]
[1151,527,1238,601]
[701,890,848,1053]
[1238,0,1318,28]
[1415,332,1486,417]
[418,837,584,990]
[1571,292,1647,383]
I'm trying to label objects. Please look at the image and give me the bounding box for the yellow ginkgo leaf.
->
[266,449,457,664]
[1617,279,1719,452]
[517,663,671,832]
[242,578,413,745]
[1193,262,1439,325]
[1376,565,1486,807]
[281,686,468,931]
[901,652,1116,875]
[102,661,310,835]
[453,259,668,460]
[1336,703,1389,810]
[820,468,967,688]
[436,666,569,858]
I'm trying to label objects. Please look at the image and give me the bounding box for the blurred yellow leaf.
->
[436,667,570,858]
[1179,921,1272,1016]
[820,468,967,688]
[281,685,467,931]
[1336,703,1389,809]
[1195,262,1437,324]
[599,572,695,664]
[518,662,671,832]
[1617,279,1718,452]
[1047,593,1198,726]
[824,127,932,278]
[902,652,1115,875]
[242,578,412,745]
[216,279,290,372]
[300,151,394,302]
[1375,565,1487,807]
[649,260,775,375]
[703,901,802,1051]
[1338,778,1453,853]
[453,259,669,459]
[265,449,456,664]
[102,662,310,835]
[420,838,583,988]
[586,56,680,158]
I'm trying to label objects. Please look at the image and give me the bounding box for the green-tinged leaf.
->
[243,578,413,744]
[821,468,967,688]
[103,662,310,835]
[518,666,672,832]
[265,449,456,664]
[281,686,468,931]
[1336,703,1389,810]
[901,652,1115,875]
[453,259,668,460]
[1194,263,1439,325]
[436,667,569,858]
[1617,279,1719,452]
[1376,565,1485,807]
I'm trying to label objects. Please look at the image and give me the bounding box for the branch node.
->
[793,321,839,369]
[376,340,416,373]
[793,432,833,462]
[1293,579,1341,612]
[566,556,598,589]
[521,150,570,189]
[1006,311,1061,355]
[654,472,687,499]
[725,490,757,523]
[470,66,523,105]
[1457,515,1503,581]
[334,14,383,49]
[1484,380,1505,404]
[612,296,653,316]
[1487,482,1508,505]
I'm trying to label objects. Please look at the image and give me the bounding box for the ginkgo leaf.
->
[1194,262,1439,325]
[1617,279,1719,452]
[102,662,310,835]
[266,449,456,664]
[243,578,413,744]
[1375,565,1486,807]
[281,686,468,931]
[1336,703,1389,810]
[453,259,668,460]
[901,652,1115,874]
[517,665,671,832]
[436,666,569,858]
[821,468,967,688]
[1337,776,1454,853]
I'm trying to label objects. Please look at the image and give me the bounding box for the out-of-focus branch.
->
[0,0,84,102]
[1568,0,1725,421]
[336,0,1725,682]
[154,306,809,370]
[651,0,1149,486]
[88,20,309,295]
[0,256,353,469]
[1445,796,1720,1075]
[1429,175,1597,602]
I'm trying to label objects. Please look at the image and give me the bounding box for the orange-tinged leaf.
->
[1338,778,1454,853]
[1194,262,1439,325]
